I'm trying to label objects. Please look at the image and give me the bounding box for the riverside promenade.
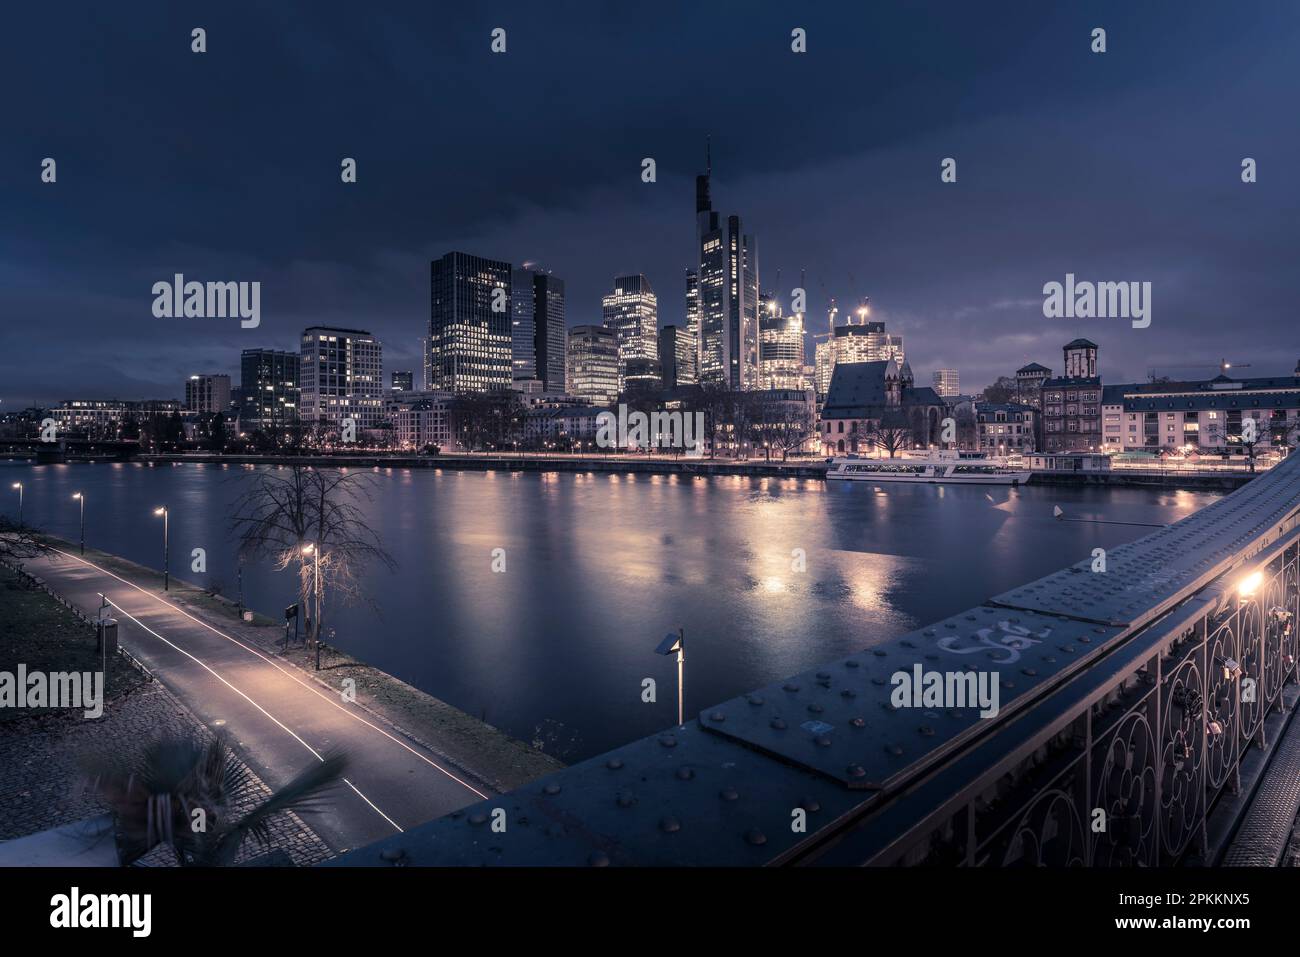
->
[17,544,561,854]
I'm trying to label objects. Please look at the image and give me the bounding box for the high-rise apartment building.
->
[184,374,231,415]
[602,274,657,391]
[566,324,619,407]
[239,349,299,431]
[429,251,513,394]
[299,327,383,430]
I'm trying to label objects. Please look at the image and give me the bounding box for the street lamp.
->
[302,542,323,669]
[72,492,84,554]
[655,628,686,726]
[153,506,169,590]
[10,482,21,529]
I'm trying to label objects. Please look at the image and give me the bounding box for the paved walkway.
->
[22,546,491,854]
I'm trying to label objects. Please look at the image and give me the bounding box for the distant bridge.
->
[341,457,1300,865]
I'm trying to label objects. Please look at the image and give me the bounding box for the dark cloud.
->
[1,0,1297,404]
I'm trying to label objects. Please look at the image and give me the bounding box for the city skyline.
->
[4,2,1298,407]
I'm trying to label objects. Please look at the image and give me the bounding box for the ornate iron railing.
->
[331,455,1300,867]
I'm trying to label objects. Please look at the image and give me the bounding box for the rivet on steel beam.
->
[720,787,739,801]
[469,811,488,825]
[885,744,904,756]
[919,726,934,736]
[747,694,765,706]
[808,703,824,714]
[847,764,866,778]
[616,792,637,808]
[676,767,694,780]
[588,851,610,867]
[745,828,768,846]
[770,717,787,730]
[799,797,821,813]
[815,736,832,747]
[606,758,624,770]
[850,717,865,728]
[710,711,726,722]
[660,816,681,833]
[659,734,677,747]
[783,683,800,692]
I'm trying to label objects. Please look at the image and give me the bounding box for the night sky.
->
[3,1,1298,406]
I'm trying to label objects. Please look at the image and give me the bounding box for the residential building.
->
[239,349,300,432]
[975,402,1037,455]
[184,374,231,415]
[299,326,384,430]
[1015,362,1051,407]
[1040,339,1102,452]
[389,391,454,450]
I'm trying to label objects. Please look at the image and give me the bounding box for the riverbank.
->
[28,535,566,795]
[132,451,1259,490]
[0,563,333,864]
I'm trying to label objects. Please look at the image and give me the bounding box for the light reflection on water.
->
[1,460,1218,762]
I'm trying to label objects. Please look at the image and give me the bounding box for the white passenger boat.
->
[825,450,1033,485]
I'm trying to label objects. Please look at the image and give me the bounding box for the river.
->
[1,460,1218,761]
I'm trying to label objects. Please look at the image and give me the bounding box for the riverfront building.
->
[819,358,945,455]
[239,349,300,433]
[1040,339,1102,453]
[429,251,514,394]
[389,391,454,450]
[975,402,1037,455]
[391,370,413,392]
[1101,368,1300,454]
[299,326,384,430]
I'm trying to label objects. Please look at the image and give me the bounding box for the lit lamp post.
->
[655,628,686,726]
[153,506,169,590]
[72,492,85,554]
[10,482,21,529]
[302,543,323,669]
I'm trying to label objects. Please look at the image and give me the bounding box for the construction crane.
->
[1147,358,1250,382]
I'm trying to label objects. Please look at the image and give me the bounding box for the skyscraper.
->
[758,293,804,390]
[510,267,538,382]
[566,324,619,406]
[429,251,513,394]
[695,149,758,390]
[602,274,657,391]
[240,349,300,431]
[299,327,383,429]
[658,324,698,389]
[932,369,960,397]
[533,271,566,393]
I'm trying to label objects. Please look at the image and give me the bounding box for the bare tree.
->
[867,412,913,458]
[229,467,396,667]
[0,517,47,567]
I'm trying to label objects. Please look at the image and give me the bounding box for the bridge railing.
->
[330,454,1300,867]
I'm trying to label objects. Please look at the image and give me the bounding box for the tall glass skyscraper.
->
[602,274,657,391]
[299,327,383,429]
[429,251,513,393]
[695,152,758,391]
